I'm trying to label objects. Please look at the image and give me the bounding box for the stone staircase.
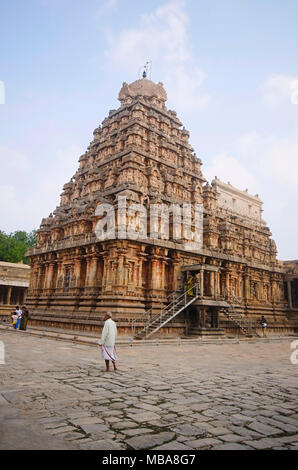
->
[222,295,260,337]
[134,284,200,340]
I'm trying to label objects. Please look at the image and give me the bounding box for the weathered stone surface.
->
[170,424,206,437]
[69,416,104,426]
[153,441,194,450]
[213,443,252,450]
[49,425,77,435]
[79,439,125,450]
[247,421,282,436]
[243,438,282,450]
[111,421,138,431]
[1,333,298,451]
[80,423,109,435]
[125,432,175,450]
[186,438,222,449]
[127,411,161,423]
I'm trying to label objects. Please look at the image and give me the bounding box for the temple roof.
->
[118,77,167,107]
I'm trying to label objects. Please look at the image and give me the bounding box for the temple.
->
[26,77,297,338]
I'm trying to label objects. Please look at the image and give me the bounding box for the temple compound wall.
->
[0,261,30,320]
[26,77,295,337]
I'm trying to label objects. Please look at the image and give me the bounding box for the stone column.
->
[287,280,293,309]
[210,271,215,298]
[200,268,204,297]
[46,262,55,290]
[225,271,230,298]
[73,257,83,288]
[43,263,50,291]
[214,271,218,300]
[86,256,98,287]
[56,261,64,291]
[37,264,45,290]
[244,275,250,300]
[7,287,12,305]
[117,255,125,286]
[160,258,166,291]
[150,256,160,290]
[172,261,180,292]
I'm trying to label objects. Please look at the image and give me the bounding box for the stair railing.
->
[135,283,200,339]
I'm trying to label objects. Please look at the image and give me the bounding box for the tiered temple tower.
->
[26,76,292,336]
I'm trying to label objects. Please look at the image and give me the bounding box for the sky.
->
[0,0,297,259]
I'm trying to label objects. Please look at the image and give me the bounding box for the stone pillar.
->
[7,287,12,305]
[56,261,64,290]
[216,272,221,297]
[214,271,218,300]
[43,263,50,291]
[46,262,55,290]
[210,271,215,298]
[117,255,125,286]
[37,265,45,290]
[102,254,109,290]
[151,256,160,290]
[160,258,166,291]
[287,280,293,309]
[200,268,204,297]
[172,261,180,292]
[86,256,98,287]
[138,255,145,289]
[73,257,83,288]
[225,271,230,298]
[244,275,250,300]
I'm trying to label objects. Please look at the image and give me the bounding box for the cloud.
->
[97,0,117,17]
[206,132,298,195]
[0,146,31,172]
[204,132,298,258]
[204,152,259,195]
[104,0,210,111]
[0,144,83,233]
[260,74,298,107]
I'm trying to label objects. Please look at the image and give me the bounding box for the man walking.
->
[98,312,117,372]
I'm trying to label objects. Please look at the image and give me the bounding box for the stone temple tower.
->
[26,76,290,337]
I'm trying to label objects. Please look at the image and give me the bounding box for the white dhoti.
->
[101,345,117,362]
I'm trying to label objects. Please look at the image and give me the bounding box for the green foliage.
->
[0,230,37,264]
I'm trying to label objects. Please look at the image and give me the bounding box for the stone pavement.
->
[0,330,297,450]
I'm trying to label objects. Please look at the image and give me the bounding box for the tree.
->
[0,230,37,264]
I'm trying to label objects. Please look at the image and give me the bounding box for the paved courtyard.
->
[0,330,297,450]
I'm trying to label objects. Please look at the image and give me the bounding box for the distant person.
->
[11,312,18,329]
[19,305,29,331]
[98,312,117,372]
[14,306,22,329]
[186,274,196,296]
[260,316,268,337]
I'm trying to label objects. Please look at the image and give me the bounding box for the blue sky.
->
[0,0,297,259]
